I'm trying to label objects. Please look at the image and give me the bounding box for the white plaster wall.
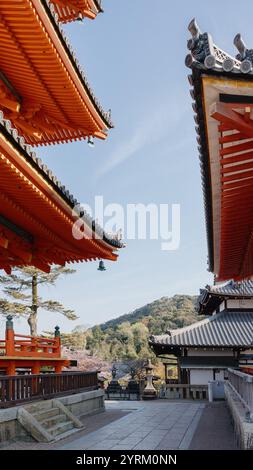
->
[214,369,225,381]
[219,301,225,312]
[227,299,253,309]
[190,369,213,385]
[188,349,233,357]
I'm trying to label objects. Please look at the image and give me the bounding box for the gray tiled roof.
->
[198,280,253,315]
[206,281,253,297]
[150,311,253,348]
[185,18,253,76]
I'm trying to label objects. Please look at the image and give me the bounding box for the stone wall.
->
[58,389,105,417]
[225,383,253,449]
[0,389,104,443]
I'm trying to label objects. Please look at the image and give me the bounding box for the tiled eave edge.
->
[43,0,113,129]
[188,65,214,273]
[94,0,103,13]
[188,65,253,275]
[0,114,123,250]
[186,19,253,275]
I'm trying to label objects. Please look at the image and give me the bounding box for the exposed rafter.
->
[0,0,112,146]
[186,18,253,281]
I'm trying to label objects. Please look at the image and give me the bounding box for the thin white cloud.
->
[97,97,188,178]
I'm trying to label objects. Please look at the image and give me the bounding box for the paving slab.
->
[0,399,238,450]
[189,402,237,450]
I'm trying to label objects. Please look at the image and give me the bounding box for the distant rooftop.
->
[150,311,253,353]
[198,280,253,315]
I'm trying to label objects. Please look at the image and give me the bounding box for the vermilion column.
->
[5,315,15,356]
[54,326,62,373]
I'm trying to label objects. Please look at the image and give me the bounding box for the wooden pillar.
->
[5,315,15,357]
[6,361,16,376]
[31,361,40,395]
[163,363,167,382]
[55,363,62,374]
[54,325,61,358]
[31,361,40,375]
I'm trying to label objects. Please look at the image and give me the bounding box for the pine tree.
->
[0,266,78,336]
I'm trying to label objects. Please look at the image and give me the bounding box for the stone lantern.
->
[142,359,157,400]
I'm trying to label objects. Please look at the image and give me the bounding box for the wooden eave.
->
[0,126,120,273]
[51,0,103,23]
[190,66,253,281]
[0,0,112,146]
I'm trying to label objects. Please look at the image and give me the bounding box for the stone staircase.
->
[17,399,84,442]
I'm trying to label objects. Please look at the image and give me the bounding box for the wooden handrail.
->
[1,325,61,358]
[0,371,99,408]
[15,334,56,343]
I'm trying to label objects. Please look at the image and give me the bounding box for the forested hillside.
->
[85,295,199,362]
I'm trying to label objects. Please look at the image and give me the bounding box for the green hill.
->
[86,295,199,362]
[100,294,199,333]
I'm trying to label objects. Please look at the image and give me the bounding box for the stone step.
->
[40,413,67,428]
[24,400,53,414]
[18,399,84,442]
[48,420,74,437]
[33,407,60,421]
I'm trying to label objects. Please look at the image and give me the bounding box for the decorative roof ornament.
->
[234,34,253,73]
[186,18,242,73]
[186,18,215,69]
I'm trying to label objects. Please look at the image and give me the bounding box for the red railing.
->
[1,318,61,358]
[0,339,6,356]
[0,371,99,408]
[8,333,61,358]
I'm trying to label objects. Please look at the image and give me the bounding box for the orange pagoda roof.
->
[186,19,253,282]
[0,0,112,146]
[0,113,122,274]
[51,0,103,23]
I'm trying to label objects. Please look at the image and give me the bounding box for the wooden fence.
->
[0,371,98,408]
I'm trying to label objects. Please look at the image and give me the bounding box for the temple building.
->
[185,19,253,282]
[0,0,112,146]
[150,20,253,386]
[0,0,118,418]
[0,113,122,273]
[0,1,123,274]
[51,0,103,23]
[150,281,253,386]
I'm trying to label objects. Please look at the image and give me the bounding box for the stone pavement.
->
[189,402,237,450]
[0,400,237,450]
[58,400,205,450]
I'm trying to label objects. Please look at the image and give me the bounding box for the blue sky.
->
[2,0,252,335]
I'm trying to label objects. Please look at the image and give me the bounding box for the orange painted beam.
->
[0,128,120,273]
[219,132,248,144]
[211,102,253,139]
[220,149,253,165]
[0,235,8,249]
[221,169,253,183]
[52,0,101,23]
[220,140,253,157]
[0,97,20,113]
[0,0,111,146]
[221,161,253,174]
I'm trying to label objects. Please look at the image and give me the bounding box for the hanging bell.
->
[87,136,94,147]
[98,260,106,271]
